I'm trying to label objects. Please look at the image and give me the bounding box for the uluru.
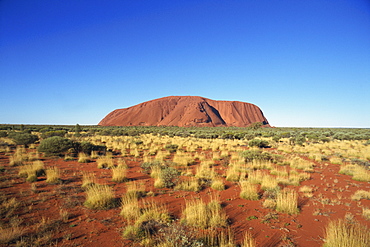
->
[98,96,269,127]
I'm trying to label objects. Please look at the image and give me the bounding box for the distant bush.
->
[38,136,75,155]
[8,132,38,147]
[165,144,178,153]
[248,139,269,148]
[77,141,106,154]
[241,150,273,162]
[41,130,66,139]
[0,131,8,138]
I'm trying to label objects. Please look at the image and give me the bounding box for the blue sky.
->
[1,0,369,127]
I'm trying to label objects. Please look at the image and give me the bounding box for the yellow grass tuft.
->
[174,177,201,192]
[276,189,299,214]
[351,190,370,201]
[211,178,225,191]
[96,156,114,169]
[81,171,96,188]
[239,181,259,200]
[84,184,116,209]
[126,181,146,198]
[45,166,61,184]
[241,231,256,247]
[78,152,90,163]
[181,198,227,229]
[323,219,370,247]
[362,208,370,220]
[111,166,127,182]
[120,194,141,222]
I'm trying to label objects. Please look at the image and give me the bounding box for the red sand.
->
[1,147,370,247]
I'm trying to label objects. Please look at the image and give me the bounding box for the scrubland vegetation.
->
[0,124,369,246]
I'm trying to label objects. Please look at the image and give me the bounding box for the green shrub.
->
[0,131,8,137]
[160,167,179,188]
[248,139,269,148]
[8,132,38,146]
[41,130,66,139]
[165,144,179,153]
[77,141,106,154]
[38,136,74,155]
[241,150,272,162]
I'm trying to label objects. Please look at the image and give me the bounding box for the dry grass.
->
[351,190,370,201]
[120,194,141,222]
[247,170,264,184]
[195,164,217,180]
[125,181,146,198]
[81,171,96,188]
[290,156,314,172]
[97,156,114,169]
[181,198,227,229]
[241,231,256,247]
[78,152,90,163]
[0,197,20,218]
[260,175,279,191]
[45,166,61,184]
[111,166,127,182]
[84,184,116,209]
[323,219,370,247]
[0,226,24,244]
[262,198,277,209]
[174,177,201,192]
[18,160,45,182]
[211,178,225,191]
[276,189,299,214]
[239,181,259,200]
[338,164,370,181]
[225,164,241,182]
[362,208,370,220]
[136,200,171,226]
[299,185,314,197]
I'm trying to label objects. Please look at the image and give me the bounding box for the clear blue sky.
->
[1,0,369,127]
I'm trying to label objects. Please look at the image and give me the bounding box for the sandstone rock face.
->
[98,96,269,127]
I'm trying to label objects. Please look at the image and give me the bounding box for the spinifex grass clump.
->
[211,178,225,191]
[18,160,45,182]
[111,166,127,182]
[323,219,370,247]
[78,152,90,163]
[84,184,116,209]
[81,171,96,188]
[45,167,61,184]
[239,181,259,200]
[276,189,299,214]
[96,155,114,169]
[181,198,227,229]
[242,231,256,247]
[351,190,370,201]
[120,194,141,222]
[125,181,146,198]
[174,177,201,192]
[340,164,370,182]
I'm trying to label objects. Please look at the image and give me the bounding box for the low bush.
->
[165,144,179,153]
[8,132,38,147]
[248,139,269,148]
[241,150,272,162]
[38,136,74,156]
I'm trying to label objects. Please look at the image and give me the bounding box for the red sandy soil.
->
[1,147,370,247]
[98,96,269,127]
